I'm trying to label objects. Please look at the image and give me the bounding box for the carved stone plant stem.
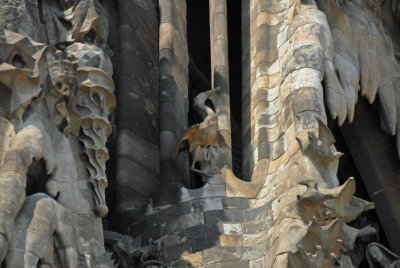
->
[75,67,116,218]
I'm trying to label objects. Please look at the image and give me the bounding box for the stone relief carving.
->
[170,2,380,266]
[0,0,115,266]
[67,43,115,218]
[318,0,400,155]
[0,0,399,267]
[5,194,83,267]
[175,88,230,184]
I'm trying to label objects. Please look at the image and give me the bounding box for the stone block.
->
[186,224,224,239]
[191,236,221,253]
[181,251,203,267]
[117,129,159,173]
[166,212,205,234]
[219,234,243,247]
[204,209,244,224]
[116,157,159,197]
[117,104,159,145]
[179,184,226,203]
[202,247,241,264]
[222,198,250,209]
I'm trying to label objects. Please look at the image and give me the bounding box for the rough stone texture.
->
[0,0,114,266]
[136,0,390,267]
[1,0,400,267]
[114,0,160,233]
[158,0,190,192]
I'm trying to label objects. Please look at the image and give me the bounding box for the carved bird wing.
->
[174,124,201,159]
[213,132,231,150]
[198,115,219,147]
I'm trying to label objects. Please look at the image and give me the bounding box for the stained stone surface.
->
[0,0,399,267]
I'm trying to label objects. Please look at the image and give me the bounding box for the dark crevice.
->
[26,159,49,196]
[329,118,390,266]
[187,0,211,126]
[38,0,44,24]
[187,0,211,188]
[83,28,97,44]
[12,54,25,68]
[227,0,243,179]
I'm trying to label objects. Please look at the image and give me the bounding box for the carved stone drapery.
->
[0,0,115,266]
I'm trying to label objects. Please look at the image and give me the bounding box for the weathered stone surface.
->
[0,0,115,266]
[0,0,399,267]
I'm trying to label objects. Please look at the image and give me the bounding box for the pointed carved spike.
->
[341,223,365,250]
[338,177,356,197]
[324,178,374,221]
[357,226,376,237]
[334,152,344,159]
[316,117,335,146]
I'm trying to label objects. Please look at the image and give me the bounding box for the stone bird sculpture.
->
[174,115,227,176]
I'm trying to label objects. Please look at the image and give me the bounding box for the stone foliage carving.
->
[1,0,399,267]
[67,43,116,218]
[0,0,115,266]
[318,0,400,156]
[166,1,379,267]
[39,0,109,46]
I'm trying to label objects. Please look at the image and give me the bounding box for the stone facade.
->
[0,0,399,267]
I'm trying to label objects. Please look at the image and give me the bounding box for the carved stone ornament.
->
[175,87,231,184]
[0,0,115,266]
[1,0,400,267]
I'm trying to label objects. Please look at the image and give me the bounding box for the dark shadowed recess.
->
[227,0,243,179]
[186,0,243,187]
[329,98,391,266]
[103,0,119,230]
[187,0,211,188]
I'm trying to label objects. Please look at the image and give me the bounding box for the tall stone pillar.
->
[115,0,160,232]
[158,0,190,193]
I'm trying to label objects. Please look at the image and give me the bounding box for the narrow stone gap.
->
[187,0,211,188]
[26,159,48,196]
[38,0,44,24]
[227,0,243,179]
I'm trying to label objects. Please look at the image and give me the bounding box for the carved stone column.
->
[209,0,232,168]
[158,0,190,192]
[114,0,160,232]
